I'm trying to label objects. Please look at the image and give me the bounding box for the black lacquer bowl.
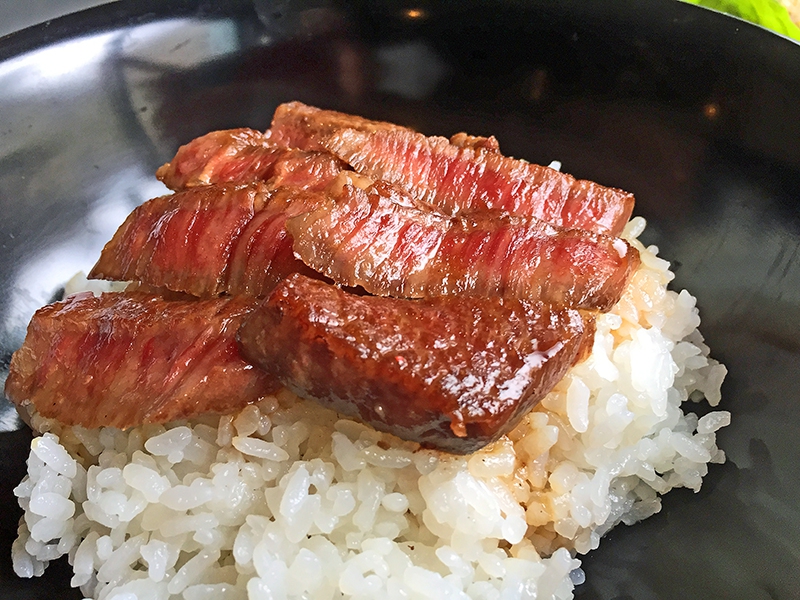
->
[1,1,799,598]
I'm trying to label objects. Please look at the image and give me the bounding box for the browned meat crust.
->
[267,102,405,151]
[449,132,501,153]
[238,274,595,454]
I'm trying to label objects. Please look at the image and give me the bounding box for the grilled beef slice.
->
[5,292,277,430]
[90,183,323,298]
[286,181,639,312]
[267,101,405,151]
[157,127,346,191]
[268,102,634,235]
[238,274,595,454]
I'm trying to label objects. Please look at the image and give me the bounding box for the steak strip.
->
[269,102,634,235]
[89,183,323,298]
[238,274,595,454]
[5,292,277,430]
[156,127,347,191]
[267,103,405,151]
[286,180,639,311]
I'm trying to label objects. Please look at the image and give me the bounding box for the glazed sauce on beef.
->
[6,102,641,454]
[238,274,595,453]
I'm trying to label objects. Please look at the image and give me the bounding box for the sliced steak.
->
[156,127,346,191]
[268,102,634,235]
[5,292,277,430]
[238,274,595,454]
[267,101,404,151]
[89,183,323,298]
[286,181,639,312]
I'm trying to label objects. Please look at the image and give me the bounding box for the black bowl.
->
[2,1,800,598]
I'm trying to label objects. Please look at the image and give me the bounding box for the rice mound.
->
[11,217,729,600]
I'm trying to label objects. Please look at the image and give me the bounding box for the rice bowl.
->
[11,217,728,599]
[8,0,798,596]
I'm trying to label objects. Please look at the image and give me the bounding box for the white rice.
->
[11,217,728,599]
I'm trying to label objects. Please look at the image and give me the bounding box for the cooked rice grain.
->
[12,217,728,599]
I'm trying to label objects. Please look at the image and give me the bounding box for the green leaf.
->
[682,0,800,42]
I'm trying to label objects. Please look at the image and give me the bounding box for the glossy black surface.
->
[0,1,114,38]
[1,0,800,598]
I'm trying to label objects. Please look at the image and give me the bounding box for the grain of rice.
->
[697,411,731,434]
[31,434,77,478]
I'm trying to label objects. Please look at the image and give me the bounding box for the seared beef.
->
[91,183,268,297]
[238,274,595,454]
[326,128,634,235]
[268,102,634,235]
[286,181,639,311]
[266,149,348,192]
[156,127,346,191]
[8,105,644,451]
[5,292,277,430]
[89,183,323,298]
[223,187,324,296]
[267,102,404,151]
